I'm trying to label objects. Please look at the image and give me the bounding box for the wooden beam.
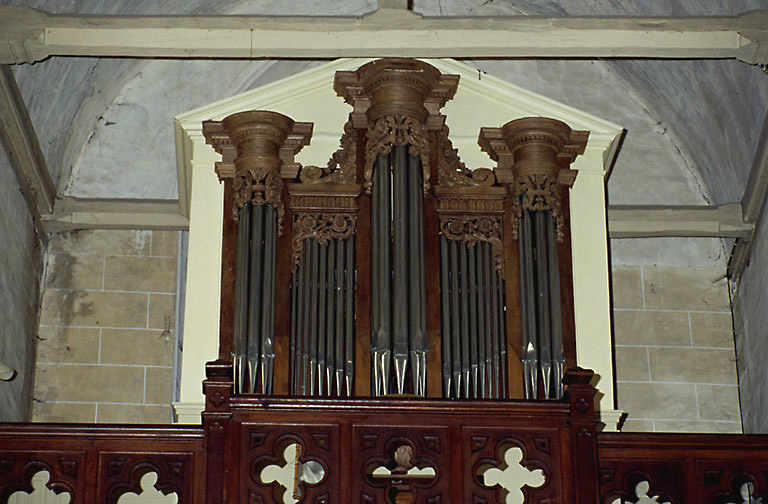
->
[607,203,753,238]
[1,6,767,64]
[43,196,189,233]
[728,108,768,279]
[0,64,55,216]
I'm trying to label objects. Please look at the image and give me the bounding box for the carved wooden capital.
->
[435,186,507,275]
[478,117,588,240]
[287,183,361,272]
[334,59,459,195]
[202,110,313,235]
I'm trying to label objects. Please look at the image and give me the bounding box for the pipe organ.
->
[203,58,588,400]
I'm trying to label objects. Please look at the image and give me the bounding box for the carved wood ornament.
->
[479,117,588,240]
[203,110,313,235]
[334,58,459,195]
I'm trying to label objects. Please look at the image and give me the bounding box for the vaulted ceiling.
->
[3,0,768,268]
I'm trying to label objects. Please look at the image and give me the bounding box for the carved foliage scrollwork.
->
[436,125,495,188]
[300,119,357,185]
[233,167,286,236]
[364,115,431,195]
[510,172,564,241]
[440,215,504,275]
[291,213,356,271]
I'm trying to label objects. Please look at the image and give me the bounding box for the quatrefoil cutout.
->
[8,470,71,504]
[607,481,670,504]
[260,443,325,504]
[479,445,545,504]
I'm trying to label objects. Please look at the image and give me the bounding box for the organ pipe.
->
[478,117,588,399]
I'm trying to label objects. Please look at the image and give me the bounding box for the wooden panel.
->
[354,128,372,397]
[219,180,237,360]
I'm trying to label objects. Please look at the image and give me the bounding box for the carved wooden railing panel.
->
[598,432,768,504]
[0,425,204,504]
[201,361,602,504]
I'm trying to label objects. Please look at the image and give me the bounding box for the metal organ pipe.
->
[370,147,428,396]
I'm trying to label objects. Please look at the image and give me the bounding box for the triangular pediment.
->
[175,58,622,196]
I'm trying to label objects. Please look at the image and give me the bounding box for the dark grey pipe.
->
[392,145,409,395]
[371,154,382,395]
[546,212,565,398]
[335,238,345,395]
[439,236,452,397]
[233,203,251,394]
[459,243,471,398]
[449,240,462,398]
[489,246,501,399]
[317,242,328,395]
[374,153,392,396]
[482,242,494,399]
[499,277,508,398]
[300,240,312,395]
[326,240,336,396]
[344,235,355,396]
[308,239,320,395]
[534,211,553,398]
[261,205,276,395]
[290,265,298,394]
[408,152,427,396]
[247,203,265,393]
[521,210,539,399]
[468,243,480,398]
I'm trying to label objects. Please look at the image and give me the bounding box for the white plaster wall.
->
[0,143,42,421]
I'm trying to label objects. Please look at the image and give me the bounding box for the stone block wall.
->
[611,265,741,433]
[33,230,178,423]
[0,146,43,422]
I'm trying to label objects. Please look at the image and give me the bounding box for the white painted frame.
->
[173,58,624,427]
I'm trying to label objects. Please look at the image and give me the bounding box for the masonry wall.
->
[33,230,178,423]
[611,264,741,433]
[0,146,43,422]
[732,193,768,433]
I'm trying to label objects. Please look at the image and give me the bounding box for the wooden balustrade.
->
[1,365,767,504]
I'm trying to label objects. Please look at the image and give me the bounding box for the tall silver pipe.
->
[373,153,392,396]
[260,205,276,395]
[498,277,508,398]
[344,235,355,396]
[233,203,251,394]
[489,246,501,399]
[458,243,471,398]
[439,237,452,397]
[290,264,298,394]
[534,211,553,398]
[482,243,494,399]
[521,210,538,399]
[546,213,565,398]
[326,240,336,396]
[299,240,312,395]
[247,203,265,393]
[392,145,409,395]
[308,239,320,395]
[448,240,462,398]
[407,152,427,396]
[317,242,328,395]
[371,154,382,395]
[468,244,480,398]
[335,238,345,395]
